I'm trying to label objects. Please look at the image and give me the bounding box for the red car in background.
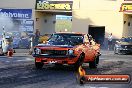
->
[33,32,101,69]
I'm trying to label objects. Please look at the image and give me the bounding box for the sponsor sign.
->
[25,20,34,32]
[120,3,132,12]
[84,75,130,83]
[0,9,32,19]
[35,0,73,11]
[77,66,131,84]
[19,20,34,32]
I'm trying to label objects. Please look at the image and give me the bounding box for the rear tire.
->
[35,62,43,69]
[96,56,99,65]
[89,57,97,69]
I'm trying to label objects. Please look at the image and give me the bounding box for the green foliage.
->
[55,19,72,32]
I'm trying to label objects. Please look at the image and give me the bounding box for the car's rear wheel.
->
[35,62,43,69]
[89,57,97,69]
[96,56,99,65]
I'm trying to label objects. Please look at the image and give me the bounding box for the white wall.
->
[123,14,132,37]
[35,12,56,35]
[72,0,124,39]
[0,0,35,9]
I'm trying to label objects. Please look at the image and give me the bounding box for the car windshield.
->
[47,33,84,46]
[120,37,132,43]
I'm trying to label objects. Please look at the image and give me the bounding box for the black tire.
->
[96,56,99,65]
[35,62,43,69]
[89,57,97,69]
[74,54,85,71]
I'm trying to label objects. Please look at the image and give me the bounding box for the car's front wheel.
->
[35,62,43,69]
[74,54,85,71]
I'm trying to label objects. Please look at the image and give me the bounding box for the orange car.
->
[33,32,101,69]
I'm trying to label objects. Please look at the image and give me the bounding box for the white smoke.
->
[0,14,14,33]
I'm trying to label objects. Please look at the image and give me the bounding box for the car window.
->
[48,34,83,46]
[121,37,132,42]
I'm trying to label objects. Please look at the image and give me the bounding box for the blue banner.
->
[0,9,32,19]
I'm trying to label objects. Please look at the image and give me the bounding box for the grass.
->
[55,19,72,32]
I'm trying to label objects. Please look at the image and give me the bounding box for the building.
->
[0,0,132,47]
[73,0,132,44]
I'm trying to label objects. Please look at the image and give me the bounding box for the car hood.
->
[36,43,74,49]
[119,42,132,45]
